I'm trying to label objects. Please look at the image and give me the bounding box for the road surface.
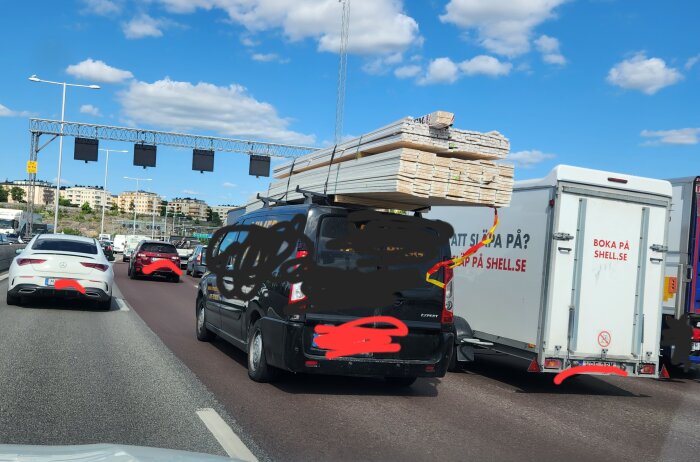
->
[1,262,699,461]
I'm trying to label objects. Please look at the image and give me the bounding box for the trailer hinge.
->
[649,244,667,253]
[553,232,574,241]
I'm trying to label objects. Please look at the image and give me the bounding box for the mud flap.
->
[453,316,476,363]
[260,317,290,370]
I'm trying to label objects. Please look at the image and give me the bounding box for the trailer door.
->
[560,187,667,359]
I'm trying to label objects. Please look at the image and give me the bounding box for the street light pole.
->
[28,75,100,233]
[99,148,128,236]
[123,176,151,235]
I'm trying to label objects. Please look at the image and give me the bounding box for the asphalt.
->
[0,271,267,461]
[111,261,700,462]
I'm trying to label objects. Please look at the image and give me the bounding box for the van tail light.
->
[441,266,454,325]
[288,248,308,304]
[196,254,202,263]
[527,358,541,372]
[17,258,46,266]
[691,328,700,341]
[543,358,562,369]
[638,363,656,375]
[81,262,109,272]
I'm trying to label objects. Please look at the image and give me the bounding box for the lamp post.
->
[123,176,151,235]
[98,148,128,236]
[28,75,100,232]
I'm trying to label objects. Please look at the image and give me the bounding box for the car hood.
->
[0,444,241,461]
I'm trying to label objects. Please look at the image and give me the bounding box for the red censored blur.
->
[54,279,86,294]
[553,365,628,384]
[142,259,183,276]
[313,316,408,359]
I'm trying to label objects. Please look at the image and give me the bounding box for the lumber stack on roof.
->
[252,111,514,212]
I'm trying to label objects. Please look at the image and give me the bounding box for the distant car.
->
[6,234,113,309]
[186,245,207,277]
[0,234,8,245]
[5,233,23,244]
[173,237,202,269]
[100,240,115,261]
[127,240,181,282]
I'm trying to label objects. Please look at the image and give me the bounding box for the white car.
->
[6,234,114,310]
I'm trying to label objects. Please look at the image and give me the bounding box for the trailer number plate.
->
[692,342,700,352]
[582,360,618,367]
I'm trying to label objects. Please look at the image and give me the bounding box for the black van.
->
[196,202,455,385]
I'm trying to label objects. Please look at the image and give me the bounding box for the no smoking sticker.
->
[597,331,611,348]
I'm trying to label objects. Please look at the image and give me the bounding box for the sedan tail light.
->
[17,258,46,266]
[81,262,109,272]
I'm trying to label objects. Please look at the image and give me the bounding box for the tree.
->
[0,186,7,203]
[159,200,168,216]
[81,202,92,213]
[110,202,119,212]
[10,186,25,202]
[58,197,73,207]
[129,200,135,212]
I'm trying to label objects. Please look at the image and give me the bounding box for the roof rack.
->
[256,193,288,208]
[295,186,330,205]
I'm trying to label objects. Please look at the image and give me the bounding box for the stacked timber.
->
[254,111,514,211]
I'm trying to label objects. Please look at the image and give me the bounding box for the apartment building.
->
[169,197,208,221]
[117,190,161,215]
[0,179,55,206]
[60,186,112,210]
[210,204,238,223]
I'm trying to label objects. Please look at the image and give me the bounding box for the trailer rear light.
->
[441,266,454,325]
[305,360,319,368]
[543,358,562,369]
[425,365,435,372]
[81,262,109,272]
[638,363,656,375]
[692,328,700,341]
[527,358,541,372]
[17,258,46,266]
[607,177,628,184]
[659,364,670,379]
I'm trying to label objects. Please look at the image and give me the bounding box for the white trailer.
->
[429,165,672,378]
[0,208,43,237]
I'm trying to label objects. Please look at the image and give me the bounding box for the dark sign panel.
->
[249,154,270,177]
[74,138,98,162]
[134,144,157,168]
[192,149,215,172]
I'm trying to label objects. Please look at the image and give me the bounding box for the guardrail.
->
[0,244,26,272]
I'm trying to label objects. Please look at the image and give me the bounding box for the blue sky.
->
[0,0,698,206]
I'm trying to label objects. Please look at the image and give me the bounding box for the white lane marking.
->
[196,408,258,462]
[116,298,130,312]
[0,272,8,282]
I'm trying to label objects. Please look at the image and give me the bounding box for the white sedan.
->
[6,234,114,310]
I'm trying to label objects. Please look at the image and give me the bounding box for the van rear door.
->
[553,186,667,361]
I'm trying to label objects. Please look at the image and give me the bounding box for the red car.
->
[127,240,181,282]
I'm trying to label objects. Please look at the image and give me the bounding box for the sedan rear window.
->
[32,239,98,254]
[141,243,178,254]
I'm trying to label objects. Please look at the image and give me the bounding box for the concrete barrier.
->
[0,244,26,272]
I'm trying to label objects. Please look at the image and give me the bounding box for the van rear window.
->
[33,239,98,254]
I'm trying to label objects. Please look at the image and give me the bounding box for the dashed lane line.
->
[196,408,258,462]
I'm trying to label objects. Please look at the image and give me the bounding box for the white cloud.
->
[686,54,700,70]
[241,36,259,47]
[81,0,121,15]
[155,0,421,55]
[641,128,700,145]
[607,52,683,95]
[440,0,568,56]
[80,104,102,116]
[534,35,566,65]
[123,14,164,39]
[361,52,403,75]
[182,189,201,195]
[418,57,459,85]
[222,182,237,188]
[251,52,289,63]
[0,103,31,118]
[394,64,422,79]
[459,55,512,76]
[52,177,72,186]
[118,77,315,145]
[66,58,134,83]
[508,150,555,168]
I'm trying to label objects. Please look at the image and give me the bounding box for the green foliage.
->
[81,202,92,213]
[0,186,8,202]
[58,197,73,207]
[10,186,25,202]
[61,227,81,236]
[110,203,119,212]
